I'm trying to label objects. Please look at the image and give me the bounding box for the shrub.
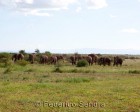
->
[17,60,28,66]
[129,70,140,74]
[0,53,11,60]
[44,51,52,56]
[76,59,88,67]
[19,50,26,55]
[0,53,12,67]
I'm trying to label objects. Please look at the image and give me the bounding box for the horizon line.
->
[0,48,140,55]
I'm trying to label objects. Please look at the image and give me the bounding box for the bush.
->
[76,59,88,67]
[0,53,12,67]
[17,60,28,66]
[129,70,140,74]
[44,51,52,56]
[0,53,11,60]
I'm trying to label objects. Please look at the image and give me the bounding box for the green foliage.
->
[0,53,11,62]
[35,49,40,54]
[76,59,88,67]
[129,70,140,74]
[44,51,51,56]
[1,59,13,67]
[0,52,11,59]
[0,53,13,67]
[19,50,26,55]
[16,60,28,66]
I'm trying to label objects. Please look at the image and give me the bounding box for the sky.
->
[0,0,140,54]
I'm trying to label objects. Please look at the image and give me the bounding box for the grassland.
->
[0,59,140,112]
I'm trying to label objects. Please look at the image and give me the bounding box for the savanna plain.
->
[0,55,140,112]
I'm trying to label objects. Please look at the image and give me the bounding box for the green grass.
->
[0,59,140,112]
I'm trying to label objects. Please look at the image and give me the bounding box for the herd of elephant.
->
[12,53,123,66]
[70,54,123,66]
[12,53,64,65]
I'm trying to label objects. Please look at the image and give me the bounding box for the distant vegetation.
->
[77,59,88,67]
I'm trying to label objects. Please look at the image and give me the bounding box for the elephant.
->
[28,53,36,64]
[83,56,93,65]
[12,54,18,62]
[70,56,76,65]
[49,56,57,65]
[113,56,123,66]
[40,55,48,64]
[75,55,82,61]
[104,57,111,66]
[98,57,111,66]
[98,57,104,66]
[88,54,98,64]
[12,53,24,62]
[56,55,64,62]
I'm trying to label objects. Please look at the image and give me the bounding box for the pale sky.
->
[0,0,140,54]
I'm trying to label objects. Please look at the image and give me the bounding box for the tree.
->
[19,50,26,54]
[35,49,40,54]
[45,51,51,56]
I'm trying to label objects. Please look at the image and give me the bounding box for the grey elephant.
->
[29,53,36,64]
[56,55,64,62]
[12,53,24,62]
[40,55,48,64]
[50,56,57,65]
[83,56,93,65]
[70,56,76,65]
[113,56,123,66]
[98,57,111,66]
[88,54,98,64]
